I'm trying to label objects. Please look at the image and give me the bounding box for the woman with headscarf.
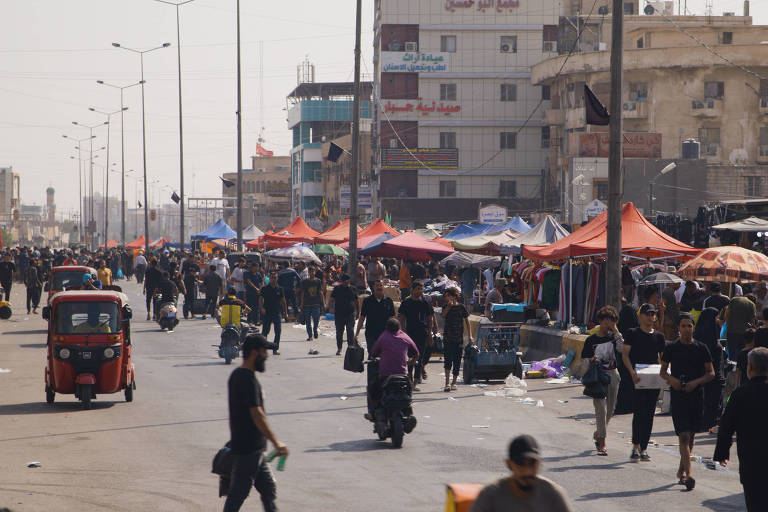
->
[614,297,640,414]
[695,307,725,433]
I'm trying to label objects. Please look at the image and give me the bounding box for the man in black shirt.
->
[181,254,200,319]
[143,258,163,320]
[224,334,288,512]
[201,265,224,320]
[660,313,715,489]
[398,280,437,387]
[0,253,16,301]
[441,288,472,392]
[355,280,396,354]
[329,274,358,356]
[622,303,666,462]
[244,262,263,325]
[701,282,730,312]
[714,346,768,512]
[260,271,287,355]
[299,266,325,342]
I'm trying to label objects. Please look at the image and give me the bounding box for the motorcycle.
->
[154,296,179,332]
[368,359,417,448]
[217,322,257,364]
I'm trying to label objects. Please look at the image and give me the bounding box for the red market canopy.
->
[246,217,319,249]
[339,232,396,251]
[126,236,149,249]
[358,218,399,238]
[100,238,119,249]
[361,231,454,261]
[150,237,171,248]
[314,218,361,244]
[523,202,700,261]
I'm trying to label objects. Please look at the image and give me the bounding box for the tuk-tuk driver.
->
[82,273,102,291]
[74,303,112,333]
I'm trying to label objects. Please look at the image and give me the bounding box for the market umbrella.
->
[677,246,768,283]
[313,244,348,256]
[265,243,322,265]
[637,272,685,286]
[360,231,454,261]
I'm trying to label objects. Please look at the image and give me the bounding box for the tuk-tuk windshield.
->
[54,301,120,334]
[51,271,86,290]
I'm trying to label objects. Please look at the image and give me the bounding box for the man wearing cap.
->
[223,334,288,512]
[470,435,573,512]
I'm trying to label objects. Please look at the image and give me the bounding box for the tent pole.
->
[569,257,573,328]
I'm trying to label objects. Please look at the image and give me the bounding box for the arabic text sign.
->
[445,0,520,12]
[381,51,450,73]
[578,133,662,158]
[381,148,459,170]
[479,204,508,224]
[381,100,461,116]
[340,186,372,209]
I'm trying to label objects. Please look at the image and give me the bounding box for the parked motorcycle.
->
[368,359,417,448]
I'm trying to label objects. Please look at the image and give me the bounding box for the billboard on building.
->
[381,148,459,170]
[578,133,662,158]
[478,204,508,224]
[341,186,372,209]
[381,51,450,73]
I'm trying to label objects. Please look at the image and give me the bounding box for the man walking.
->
[24,258,43,314]
[223,334,288,512]
[299,266,324,342]
[181,253,200,319]
[714,346,768,511]
[143,258,163,321]
[0,252,16,302]
[398,280,436,388]
[201,264,224,321]
[470,435,573,512]
[622,303,666,462]
[277,262,301,319]
[229,258,247,302]
[355,280,396,354]
[244,262,263,325]
[725,295,756,357]
[260,271,287,356]
[329,274,358,356]
[441,288,472,392]
[659,313,715,489]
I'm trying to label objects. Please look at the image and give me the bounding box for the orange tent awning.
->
[359,218,399,238]
[149,237,170,248]
[100,238,119,249]
[523,202,700,261]
[246,217,319,249]
[314,218,361,245]
[126,236,149,249]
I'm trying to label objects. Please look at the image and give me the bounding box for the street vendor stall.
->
[248,217,320,249]
[360,231,454,261]
[264,243,321,265]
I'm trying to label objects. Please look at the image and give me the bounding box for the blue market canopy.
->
[493,216,531,234]
[191,219,237,242]
[442,223,497,240]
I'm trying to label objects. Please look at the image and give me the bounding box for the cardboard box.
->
[635,364,668,389]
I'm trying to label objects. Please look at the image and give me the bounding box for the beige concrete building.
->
[532,6,768,221]
[222,154,291,229]
[320,132,373,228]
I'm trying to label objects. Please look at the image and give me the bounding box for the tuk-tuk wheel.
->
[125,384,133,402]
[45,386,55,404]
[81,384,93,410]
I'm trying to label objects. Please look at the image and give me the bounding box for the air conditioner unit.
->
[500,43,512,53]
[389,138,399,148]
[543,41,556,52]
[404,41,418,52]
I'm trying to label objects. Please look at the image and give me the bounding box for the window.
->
[624,2,635,14]
[698,127,721,156]
[541,85,551,101]
[719,32,733,44]
[440,35,456,53]
[593,179,609,203]
[628,83,648,102]
[440,83,457,101]
[704,82,725,100]
[636,37,644,49]
[499,180,517,198]
[439,132,456,149]
[500,36,517,53]
[500,84,517,102]
[500,132,517,150]
[760,127,768,157]
[543,25,558,52]
[541,126,550,148]
[746,176,763,197]
[439,180,457,197]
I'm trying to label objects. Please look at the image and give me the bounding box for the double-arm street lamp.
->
[155,0,194,251]
[112,41,171,255]
[70,121,108,250]
[63,134,95,235]
[96,80,143,246]
[89,106,128,246]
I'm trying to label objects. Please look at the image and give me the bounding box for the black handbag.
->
[432,334,444,353]
[212,443,233,477]
[343,344,365,373]
[582,361,610,399]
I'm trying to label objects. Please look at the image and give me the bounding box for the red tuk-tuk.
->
[42,290,135,409]
[46,265,98,304]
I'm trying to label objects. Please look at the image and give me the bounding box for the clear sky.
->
[0,0,765,217]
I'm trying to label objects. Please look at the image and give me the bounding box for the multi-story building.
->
[373,0,575,228]
[286,77,372,229]
[0,166,20,223]
[222,154,292,229]
[533,2,768,221]
[320,131,373,227]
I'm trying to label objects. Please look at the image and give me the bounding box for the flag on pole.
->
[171,191,180,204]
[327,142,345,163]
[584,85,610,125]
[138,200,142,208]
[320,197,328,221]
[255,143,274,157]
[384,211,392,226]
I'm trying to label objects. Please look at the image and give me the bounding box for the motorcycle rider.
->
[153,271,178,321]
[366,317,419,427]
[219,287,251,329]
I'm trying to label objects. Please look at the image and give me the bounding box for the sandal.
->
[597,448,608,456]
[450,384,457,391]
[444,386,451,392]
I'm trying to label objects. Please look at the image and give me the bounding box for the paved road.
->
[0,279,747,511]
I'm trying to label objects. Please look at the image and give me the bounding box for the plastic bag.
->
[504,375,528,389]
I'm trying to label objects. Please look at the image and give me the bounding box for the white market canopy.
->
[711,216,768,232]
[503,215,570,255]
[264,243,321,264]
[439,251,501,269]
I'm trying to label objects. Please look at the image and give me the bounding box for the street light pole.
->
[89,107,127,246]
[97,80,142,245]
[63,134,95,237]
[70,123,107,250]
[235,0,243,250]
[649,162,677,217]
[113,42,171,255]
[347,0,362,280]
[156,0,194,251]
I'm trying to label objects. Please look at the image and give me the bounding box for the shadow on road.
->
[4,329,48,335]
[549,460,631,472]
[19,343,47,348]
[0,401,115,415]
[305,439,391,453]
[542,450,593,463]
[284,355,338,361]
[299,392,366,400]
[701,493,745,511]
[173,362,228,368]
[576,483,676,500]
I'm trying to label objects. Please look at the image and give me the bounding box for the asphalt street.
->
[0,279,748,511]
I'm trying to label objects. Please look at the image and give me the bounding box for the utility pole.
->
[235,0,244,250]
[347,0,362,280]
[606,0,624,309]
